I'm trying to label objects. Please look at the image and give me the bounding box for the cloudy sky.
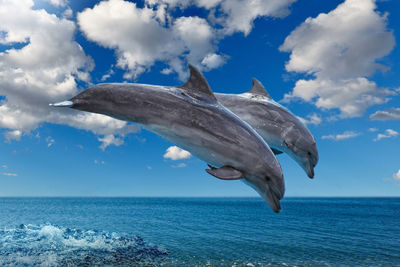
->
[0,0,399,197]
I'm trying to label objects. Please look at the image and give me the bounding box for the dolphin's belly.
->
[258,130,285,153]
[144,123,254,169]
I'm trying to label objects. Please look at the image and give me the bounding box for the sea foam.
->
[0,224,168,266]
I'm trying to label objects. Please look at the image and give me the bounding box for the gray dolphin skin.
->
[216,79,318,178]
[50,65,285,212]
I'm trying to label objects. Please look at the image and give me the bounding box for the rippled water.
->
[0,224,167,266]
[0,197,399,266]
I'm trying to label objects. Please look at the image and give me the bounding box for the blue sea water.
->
[0,197,399,266]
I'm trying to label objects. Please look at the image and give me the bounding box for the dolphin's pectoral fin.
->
[249,78,271,98]
[207,164,216,170]
[271,148,283,155]
[205,165,243,180]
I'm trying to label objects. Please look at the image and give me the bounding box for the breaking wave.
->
[0,224,168,266]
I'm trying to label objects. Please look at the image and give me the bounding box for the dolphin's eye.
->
[307,151,312,156]
[265,176,271,182]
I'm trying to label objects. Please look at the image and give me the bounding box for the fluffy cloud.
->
[322,131,361,141]
[171,163,187,168]
[78,0,174,79]
[374,129,398,141]
[46,136,55,147]
[78,0,219,80]
[3,130,22,142]
[297,113,322,125]
[98,135,125,151]
[45,0,68,7]
[62,8,73,19]
[0,0,139,148]
[393,170,400,181]
[163,146,191,160]
[370,107,400,121]
[216,0,296,36]
[148,0,296,35]
[280,0,395,118]
[78,0,295,80]
[201,53,226,70]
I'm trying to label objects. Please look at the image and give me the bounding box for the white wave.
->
[0,224,168,266]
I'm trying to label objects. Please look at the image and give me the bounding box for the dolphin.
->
[50,65,285,212]
[215,79,318,178]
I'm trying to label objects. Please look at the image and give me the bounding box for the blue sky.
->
[0,0,399,197]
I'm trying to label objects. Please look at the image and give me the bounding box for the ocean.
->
[0,197,399,266]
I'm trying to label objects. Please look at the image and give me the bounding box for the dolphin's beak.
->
[49,100,73,107]
[244,177,284,213]
[307,166,314,179]
[306,152,318,179]
[264,186,282,213]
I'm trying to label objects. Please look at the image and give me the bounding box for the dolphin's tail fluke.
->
[49,101,73,107]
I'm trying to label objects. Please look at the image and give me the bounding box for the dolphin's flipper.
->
[249,78,271,98]
[206,165,243,180]
[271,148,283,155]
[179,64,217,101]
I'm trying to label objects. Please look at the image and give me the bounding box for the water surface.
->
[0,197,399,266]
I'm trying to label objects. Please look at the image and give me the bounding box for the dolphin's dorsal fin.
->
[249,78,271,98]
[179,64,217,101]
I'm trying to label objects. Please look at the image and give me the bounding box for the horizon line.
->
[0,196,399,198]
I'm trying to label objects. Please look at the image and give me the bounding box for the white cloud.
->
[148,0,296,35]
[368,128,378,132]
[3,172,17,177]
[280,0,395,118]
[46,136,55,147]
[3,130,22,142]
[201,53,226,70]
[98,134,125,151]
[393,169,400,181]
[370,107,400,121]
[217,0,296,36]
[147,0,296,35]
[100,68,115,82]
[163,146,191,160]
[173,16,215,67]
[374,129,398,141]
[160,68,173,75]
[0,0,138,149]
[297,113,322,125]
[78,0,295,80]
[45,0,68,7]
[171,162,187,168]
[78,0,224,80]
[78,0,175,79]
[322,131,361,141]
[286,78,393,118]
[195,0,221,9]
[2,165,7,169]
[62,8,73,19]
